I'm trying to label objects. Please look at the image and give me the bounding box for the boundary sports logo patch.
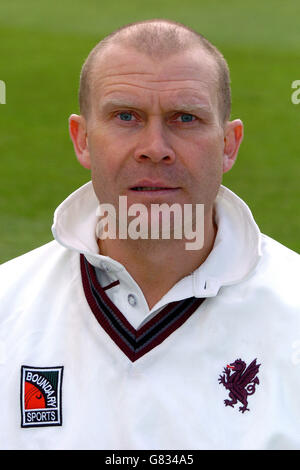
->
[20,365,63,428]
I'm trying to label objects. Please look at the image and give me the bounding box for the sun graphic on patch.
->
[24,381,47,409]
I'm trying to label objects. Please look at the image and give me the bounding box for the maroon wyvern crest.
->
[218,358,261,413]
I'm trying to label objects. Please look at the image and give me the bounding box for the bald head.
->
[79,19,231,123]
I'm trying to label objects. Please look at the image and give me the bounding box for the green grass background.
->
[0,0,299,263]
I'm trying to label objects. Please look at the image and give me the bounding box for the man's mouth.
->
[129,180,180,193]
[131,187,175,191]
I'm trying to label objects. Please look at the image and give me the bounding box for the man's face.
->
[71,44,241,225]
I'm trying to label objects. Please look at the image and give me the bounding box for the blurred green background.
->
[0,0,299,263]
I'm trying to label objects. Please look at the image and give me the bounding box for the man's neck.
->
[98,214,217,310]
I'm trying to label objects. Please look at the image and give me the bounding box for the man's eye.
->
[117,112,134,121]
[178,113,195,122]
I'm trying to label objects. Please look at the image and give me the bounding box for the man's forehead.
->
[91,44,218,108]
[91,43,218,87]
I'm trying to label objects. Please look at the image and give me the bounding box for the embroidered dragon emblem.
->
[218,358,261,413]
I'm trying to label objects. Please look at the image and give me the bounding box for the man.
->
[0,19,299,450]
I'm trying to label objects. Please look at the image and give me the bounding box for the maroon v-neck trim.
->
[80,254,205,362]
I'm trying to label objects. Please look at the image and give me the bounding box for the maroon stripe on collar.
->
[103,280,120,291]
[82,254,137,335]
[80,254,205,362]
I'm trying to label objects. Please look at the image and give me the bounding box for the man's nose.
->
[133,119,176,164]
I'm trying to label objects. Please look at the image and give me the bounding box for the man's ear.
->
[223,119,244,173]
[69,114,91,169]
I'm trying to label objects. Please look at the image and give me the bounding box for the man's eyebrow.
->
[99,97,213,114]
[170,102,212,115]
[100,97,141,111]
